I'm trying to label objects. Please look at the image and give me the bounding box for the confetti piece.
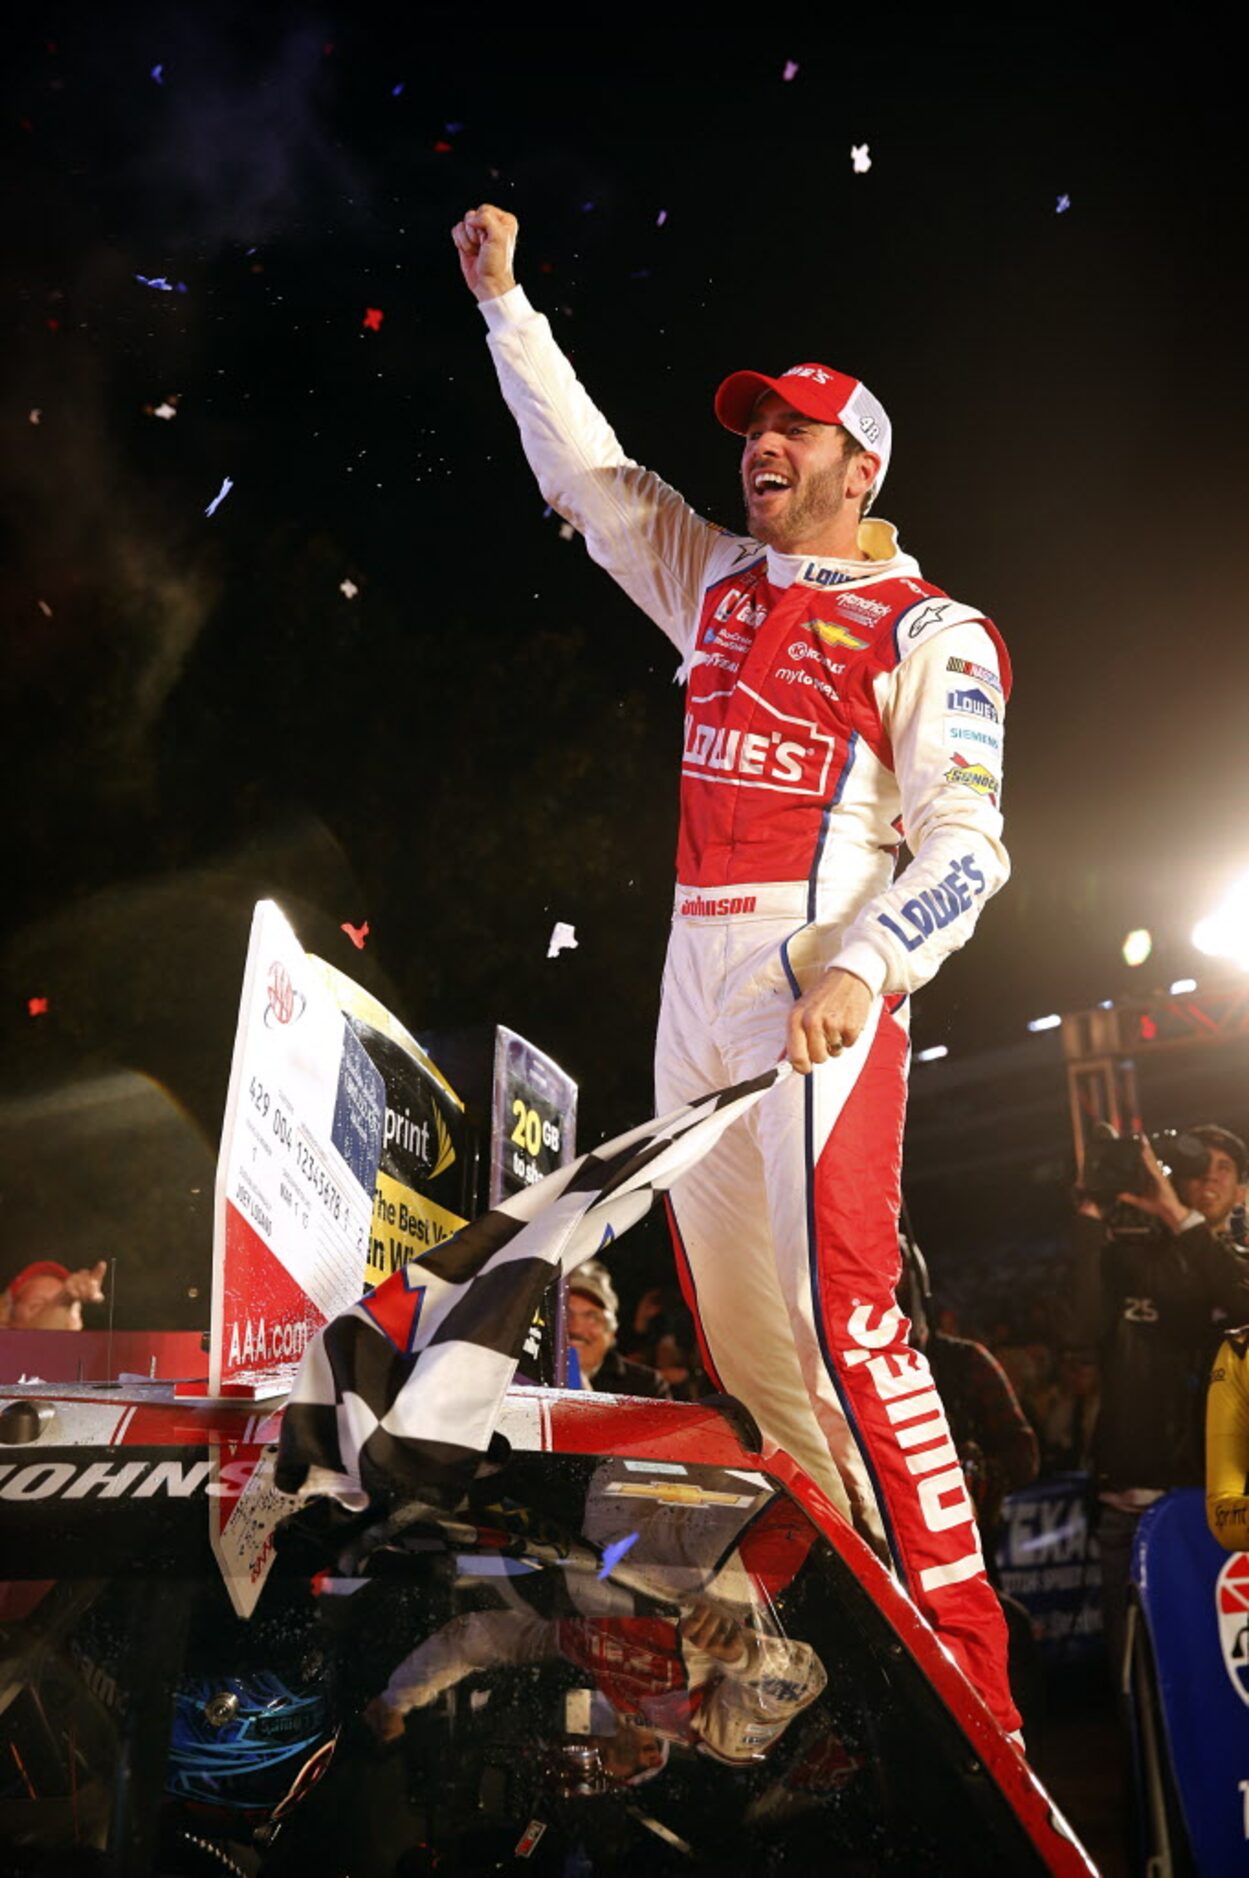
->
[597,1533,639,1579]
[339,578,359,598]
[340,920,370,949]
[1056,193,1071,213]
[37,600,52,617]
[445,121,464,134]
[362,307,384,331]
[152,400,177,420]
[204,475,234,518]
[391,82,405,97]
[656,209,668,226]
[851,144,871,174]
[783,59,799,80]
[134,274,188,293]
[433,140,453,154]
[28,409,41,425]
[27,997,49,1017]
[45,318,59,332]
[581,200,595,212]
[558,522,575,541]
[151,63,164,84]
[547,921,578,959]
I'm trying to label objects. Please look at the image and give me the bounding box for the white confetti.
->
[28,409,41,425]
[37,600,53,618]
[656,209,668,226]
[558,521,575,541]
[204,475,234,519]
[851,144,871,174]
[547,921,578,959]
[783,59,799,81]
[339,578,359,598]
[153,401,177,420]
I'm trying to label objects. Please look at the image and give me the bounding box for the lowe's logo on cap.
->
[783,365,832,385]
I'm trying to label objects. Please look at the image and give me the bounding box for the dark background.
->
[3,4,1247,1320]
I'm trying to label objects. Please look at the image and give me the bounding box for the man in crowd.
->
[455,202,1017,1732]
[567,1262,670,1399]
[1071,1125,1249,1676]
[0,1260,107,1330]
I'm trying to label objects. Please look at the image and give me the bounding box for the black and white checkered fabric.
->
[274,1067,786,1508]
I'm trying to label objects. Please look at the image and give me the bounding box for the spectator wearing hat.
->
[0,1260,108,1331]
[567,1263,670,1399]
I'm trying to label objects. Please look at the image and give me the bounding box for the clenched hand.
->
[786,968,873,1073]
[451,204,518,303]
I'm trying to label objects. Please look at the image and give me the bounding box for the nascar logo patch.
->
[1216,1552,1249,1707]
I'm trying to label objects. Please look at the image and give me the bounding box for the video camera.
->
[1080,1122,1211,1212]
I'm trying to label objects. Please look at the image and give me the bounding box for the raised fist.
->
[451,204,518,302]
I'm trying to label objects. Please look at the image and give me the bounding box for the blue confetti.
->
[597,1533,639,1580]
[581,201,595,212]
[1056,194,1071,213]
[445,121,464,134]
[151,63,164,84]
[134,274,187,294]
[391,82,405,97]
[204,476,234,519]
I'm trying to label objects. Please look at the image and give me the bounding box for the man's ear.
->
[847,450,881,503]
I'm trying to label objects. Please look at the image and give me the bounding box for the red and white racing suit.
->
[481,288,1018,1732]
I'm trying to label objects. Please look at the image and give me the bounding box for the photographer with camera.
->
[1071,1122,1249,1678]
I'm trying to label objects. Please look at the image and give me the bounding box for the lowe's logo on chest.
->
[683,712,834,794]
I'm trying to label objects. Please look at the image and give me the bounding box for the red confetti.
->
[341,920,370,950]
[27,997,49,1017]
[18,117,34,133]
[433,140,453,154]
[1139,1015,1158,1041]
[46,318,59,331]
[362,307,384,331]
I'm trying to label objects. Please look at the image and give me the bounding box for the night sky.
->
[3,5,1247,1301]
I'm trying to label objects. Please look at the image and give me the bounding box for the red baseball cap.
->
[714,363,892,493]
[7,1260,69,1298]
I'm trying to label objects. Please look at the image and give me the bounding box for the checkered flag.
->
[274,1066,788,1508]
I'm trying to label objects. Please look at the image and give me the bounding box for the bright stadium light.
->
[915,1045,948,1063]
[1169,977,1197,995]
[1192,871,1249,971]
[1122,928,1152,967]
[1028,1014,1062,1033]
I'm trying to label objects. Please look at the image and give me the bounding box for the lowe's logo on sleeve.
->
[946,687,999,721]
[875,854,987,953]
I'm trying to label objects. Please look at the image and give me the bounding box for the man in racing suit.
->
[454,205,1017,1732]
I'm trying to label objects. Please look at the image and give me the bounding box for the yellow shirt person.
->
[1207,1327,1249,1550]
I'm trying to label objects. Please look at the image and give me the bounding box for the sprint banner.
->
[310,960,469,1289]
